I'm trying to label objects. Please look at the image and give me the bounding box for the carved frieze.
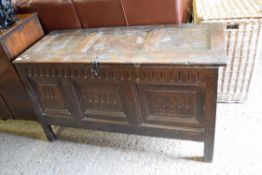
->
[24,64,209,85]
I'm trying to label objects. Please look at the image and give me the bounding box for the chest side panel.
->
[1,15,44,60]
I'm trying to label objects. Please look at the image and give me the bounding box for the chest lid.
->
[14,24,226,66]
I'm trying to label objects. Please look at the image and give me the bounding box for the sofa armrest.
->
[15,0,81,32]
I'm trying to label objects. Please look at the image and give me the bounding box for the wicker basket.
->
[193,0,262,103]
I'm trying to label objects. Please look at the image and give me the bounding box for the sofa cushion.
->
[121,0,178,25]
[74,0,127,28]
[16,0,81,32]
[13,0,193,31]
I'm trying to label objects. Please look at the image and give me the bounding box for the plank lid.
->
[14,24,226,66]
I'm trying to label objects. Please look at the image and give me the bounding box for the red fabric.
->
[14,0,193,32]
[17,0,81,32]
[74,0,127,28]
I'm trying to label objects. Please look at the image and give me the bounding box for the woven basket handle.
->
[226,24,239,30]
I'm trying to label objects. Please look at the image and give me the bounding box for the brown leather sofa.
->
[12,0,193,32]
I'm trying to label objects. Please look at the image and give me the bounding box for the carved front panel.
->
[74,80,127,122]
[148,92,195,118]
[28,78,71,118]
[138,84,205,126]
[22,64,209,126]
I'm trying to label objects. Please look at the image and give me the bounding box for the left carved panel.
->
[28,78,72,119]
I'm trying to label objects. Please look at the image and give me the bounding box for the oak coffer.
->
[14,24,226,162]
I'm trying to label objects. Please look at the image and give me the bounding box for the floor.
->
[1,56,262,175]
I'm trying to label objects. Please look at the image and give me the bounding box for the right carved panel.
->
[138,84,205,126]
[148,91,195,118]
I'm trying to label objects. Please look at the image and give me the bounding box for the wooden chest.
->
[14,24,226,162]
[0,13,44,120]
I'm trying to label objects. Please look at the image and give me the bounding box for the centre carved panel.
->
[74,80,127,122]
[79,86,124,115]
